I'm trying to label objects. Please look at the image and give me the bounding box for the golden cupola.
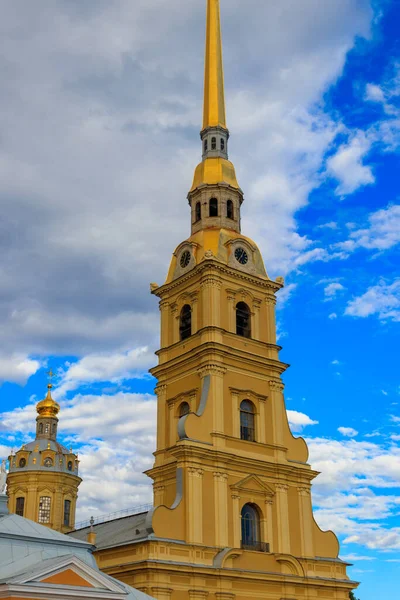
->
[7,375,81,533]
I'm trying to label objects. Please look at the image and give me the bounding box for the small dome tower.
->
[6,374,81,533]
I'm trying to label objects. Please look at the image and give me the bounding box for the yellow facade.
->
[7,384,81,533]
[86,1,358,599]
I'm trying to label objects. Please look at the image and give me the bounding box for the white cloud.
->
[329,312,338,320]
[276,283,297,308]
[365,83,386,104]
[345,279,400,322]
[326,131,375,196]
[0,355,43,385]
[337,204,400,253]
[55,347,154,397]
[324,282,346,298]
[338,426,358,437]
[0,0,375,361]
[287,410,318,432]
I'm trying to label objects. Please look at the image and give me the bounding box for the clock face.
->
[44,457,53,468]
[235,247,249,265]
[180,250,191,268]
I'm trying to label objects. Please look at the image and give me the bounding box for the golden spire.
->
[203,0,226,130]
[36,369,60,419]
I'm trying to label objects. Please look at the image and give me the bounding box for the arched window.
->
[45,423,49,434]
[195,201,201,222]
[221,138,225,151]
[240,400,255,442]
[64,499,71,527]
[52,423,57,434]
[227,199,234,219]
[204,139,208,153]
[18,458,26,468]
[209,198,218,217]
[180,305,192,341]
[236,302,251,338]
[211,137,217,150]
[67,461,73,472]
[16,497,25,517]
[38,423,43,434]
[179,402,190,417]
[38,496,51,524]
[241,503,261,549]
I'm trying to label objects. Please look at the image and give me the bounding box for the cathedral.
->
[6,1,358,599]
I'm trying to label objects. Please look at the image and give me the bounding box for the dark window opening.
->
[180,305,192,341]
[38,423,43,434]
[227,199,234,219]
[179,402,190,417]
[19,457,26,468]
[52,423,57,434]
[221,138,225,151]
[195,201,201,222]
[204,139,208,153]
[211,137,217,150]
[16,497,25,517]
[209,198,218,217]
[67,461,73,471]
[240,400,255,442]
[38,496,51,524]
[64,499,71,527]
[236,302,251,338]
[241,503,261,550]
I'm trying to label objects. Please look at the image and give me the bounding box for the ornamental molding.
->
[297,486,311,496]
[213,472,228,481]
[200,276,222,289]
[276,484,289,493]
[155,385,167,397]
[154,261,281,296]
[230,474,275,497]
[188,467,204,478]
[229,387,268,403]
[198,364,226,378]
[167,388,198,406]
[269,379,285,392]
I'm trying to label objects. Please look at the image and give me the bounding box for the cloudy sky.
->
[0,0,399,597]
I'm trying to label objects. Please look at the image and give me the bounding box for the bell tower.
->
[143,1,356,597]
[73,2,358,599]
[7,376,81,533]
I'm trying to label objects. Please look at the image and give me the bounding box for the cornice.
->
[153,260,282,297]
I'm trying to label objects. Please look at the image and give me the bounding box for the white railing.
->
[74,503,153,530]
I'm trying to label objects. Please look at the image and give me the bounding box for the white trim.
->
[11,554,125,593]
[0,582,129,599]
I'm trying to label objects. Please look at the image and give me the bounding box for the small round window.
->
[44,457,53,468]
[19,458,26,468]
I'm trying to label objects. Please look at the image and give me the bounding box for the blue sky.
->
[0,1,399,598]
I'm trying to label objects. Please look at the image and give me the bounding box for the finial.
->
[90,516,95,530]
[47,368,55,392]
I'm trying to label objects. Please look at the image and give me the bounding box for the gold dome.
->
[36,385,60,419]
[190,157,240,192]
